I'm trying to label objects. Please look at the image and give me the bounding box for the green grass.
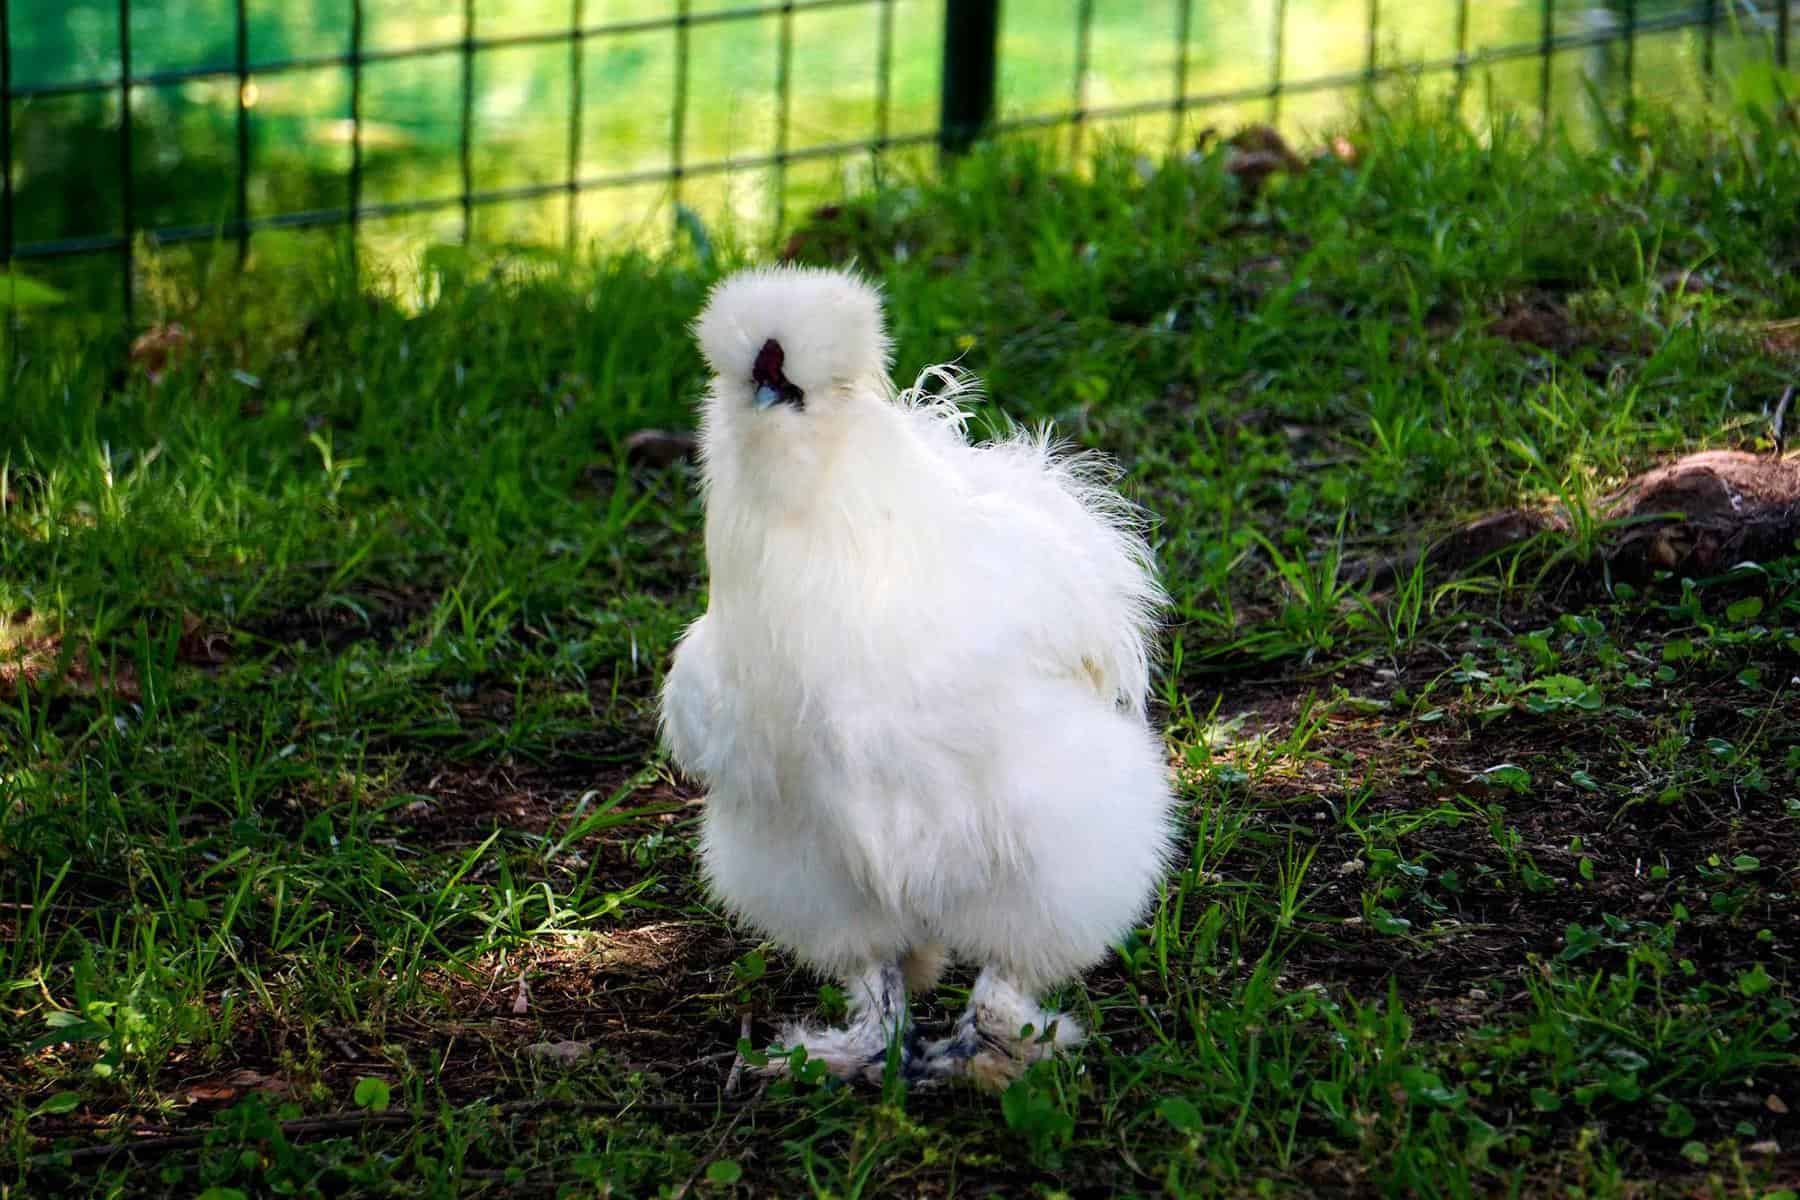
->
[5,96,1800,1198]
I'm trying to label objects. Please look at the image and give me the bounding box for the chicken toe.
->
[756,961,912,1085]
[911,970,1084,1091]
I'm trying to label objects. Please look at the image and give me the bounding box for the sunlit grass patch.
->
[5,99,1799,1196]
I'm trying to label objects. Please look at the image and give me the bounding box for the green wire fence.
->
[0,0,1792,324]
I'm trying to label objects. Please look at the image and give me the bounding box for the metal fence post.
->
[459,0,476,242]
[939,0,998,155]
[118,0,135,325]
[564,0,584,252]
[1,0,12,270]
[348,0,363,281]
[233,0,250,265]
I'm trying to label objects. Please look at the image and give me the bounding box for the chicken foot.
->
[756,961,912,1085]
[910,969,1084,1091]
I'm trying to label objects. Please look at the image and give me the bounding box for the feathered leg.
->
[911,969,1084,1091]
[756,961,911,1085]
[900,941,948,995]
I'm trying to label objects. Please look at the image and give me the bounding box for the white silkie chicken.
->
[660,265,1176,1089]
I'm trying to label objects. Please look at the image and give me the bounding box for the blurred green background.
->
[5,0,1786,313]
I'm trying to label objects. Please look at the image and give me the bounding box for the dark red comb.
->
[748,337,805,409]
[752,338,785,387]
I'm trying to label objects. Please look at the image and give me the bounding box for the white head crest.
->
[692,266,892,418]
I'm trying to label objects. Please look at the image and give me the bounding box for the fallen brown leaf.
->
[129,324,192,385]
[1223,125,1308,197]
[175,612,233,666]
[185,1069,290,1104]
[624,429,698,469]
[0,617,141,703]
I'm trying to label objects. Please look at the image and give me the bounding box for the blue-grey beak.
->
[753,383,783,410]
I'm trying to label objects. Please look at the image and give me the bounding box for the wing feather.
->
[660,613,725,783]
[893,365,1164,715]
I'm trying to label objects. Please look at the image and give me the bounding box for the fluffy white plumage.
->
[660,265,1177,1088]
